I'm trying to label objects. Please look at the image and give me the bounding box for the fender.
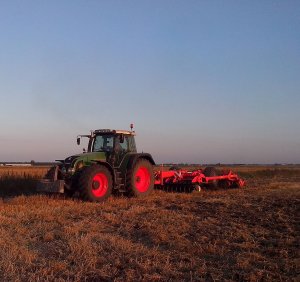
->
[126,153,155,170]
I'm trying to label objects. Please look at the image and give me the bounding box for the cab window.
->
[92,135,114,152]
[115,135,129,151]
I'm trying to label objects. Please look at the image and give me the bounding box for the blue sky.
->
[0,1,299,163]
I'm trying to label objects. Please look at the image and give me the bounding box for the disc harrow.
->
[154,166,245,192]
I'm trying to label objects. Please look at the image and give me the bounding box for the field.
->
[0,166,299,281]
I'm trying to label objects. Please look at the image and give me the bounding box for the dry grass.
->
[0,166,48,178]
[0,167,48,198]
[0,166,299,281]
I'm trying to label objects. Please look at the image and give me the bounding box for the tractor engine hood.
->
[59,152,107,175]
[66,152,107,166]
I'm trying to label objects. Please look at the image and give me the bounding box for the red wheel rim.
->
[135,166,150,192]
[91,173,108,197]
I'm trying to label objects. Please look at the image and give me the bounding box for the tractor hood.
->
[63,152,107,169]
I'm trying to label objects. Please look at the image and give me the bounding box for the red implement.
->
[154,167,245,191]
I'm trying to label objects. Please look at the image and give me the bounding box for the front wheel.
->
[127,159,154,197]
[78,165,112,202]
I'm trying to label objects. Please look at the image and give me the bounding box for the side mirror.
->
[77,137,81,145]
[120,134,124,143]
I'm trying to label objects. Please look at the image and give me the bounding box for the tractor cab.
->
[90,129,136,153]
[77,129,137,167]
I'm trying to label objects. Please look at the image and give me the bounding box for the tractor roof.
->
[94,129,136,136]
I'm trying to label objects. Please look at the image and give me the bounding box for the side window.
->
[93,136,103,151]
[120,136,129,151]
[105,136,114,149]
[128,136,137,152]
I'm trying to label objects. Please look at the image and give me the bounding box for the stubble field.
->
[0,165,299,281]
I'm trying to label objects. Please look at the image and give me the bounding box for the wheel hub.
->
[92,181,100,190]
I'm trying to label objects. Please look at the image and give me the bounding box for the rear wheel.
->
[203,167,218,189]
[127,159,154,197]
[78,165,112,202]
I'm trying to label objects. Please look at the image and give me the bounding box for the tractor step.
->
[115,170,126,192]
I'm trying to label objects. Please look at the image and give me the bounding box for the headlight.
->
[67,167,75,174]
[75,161,84,171]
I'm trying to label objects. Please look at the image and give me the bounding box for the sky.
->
[0,0,299,164]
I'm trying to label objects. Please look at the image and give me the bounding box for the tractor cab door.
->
[113,134,129,167]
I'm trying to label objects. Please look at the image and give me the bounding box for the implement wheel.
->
[218,180,231,189]
[78,165,112,202]
[203,166,218,189]
[127,159,154,197]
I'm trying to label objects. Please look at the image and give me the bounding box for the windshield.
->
[92,134,114,152]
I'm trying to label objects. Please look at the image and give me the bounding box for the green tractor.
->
[37,127,155,202]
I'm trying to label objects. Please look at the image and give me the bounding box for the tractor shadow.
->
[0,176,41,199]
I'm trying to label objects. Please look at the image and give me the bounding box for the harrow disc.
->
[159,183,195,193]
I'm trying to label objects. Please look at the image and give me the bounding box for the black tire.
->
[203,166,218,189]
[64,169,82,198]
[126,159,154,197]
[218,170,231,189]
[78,165,112,202]
[218,180,231,189]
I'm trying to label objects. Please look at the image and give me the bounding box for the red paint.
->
[135,166,151,192]
[154,169,245,188]
[91,173,108,197]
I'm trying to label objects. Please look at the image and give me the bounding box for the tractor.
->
[37,125,155,202]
